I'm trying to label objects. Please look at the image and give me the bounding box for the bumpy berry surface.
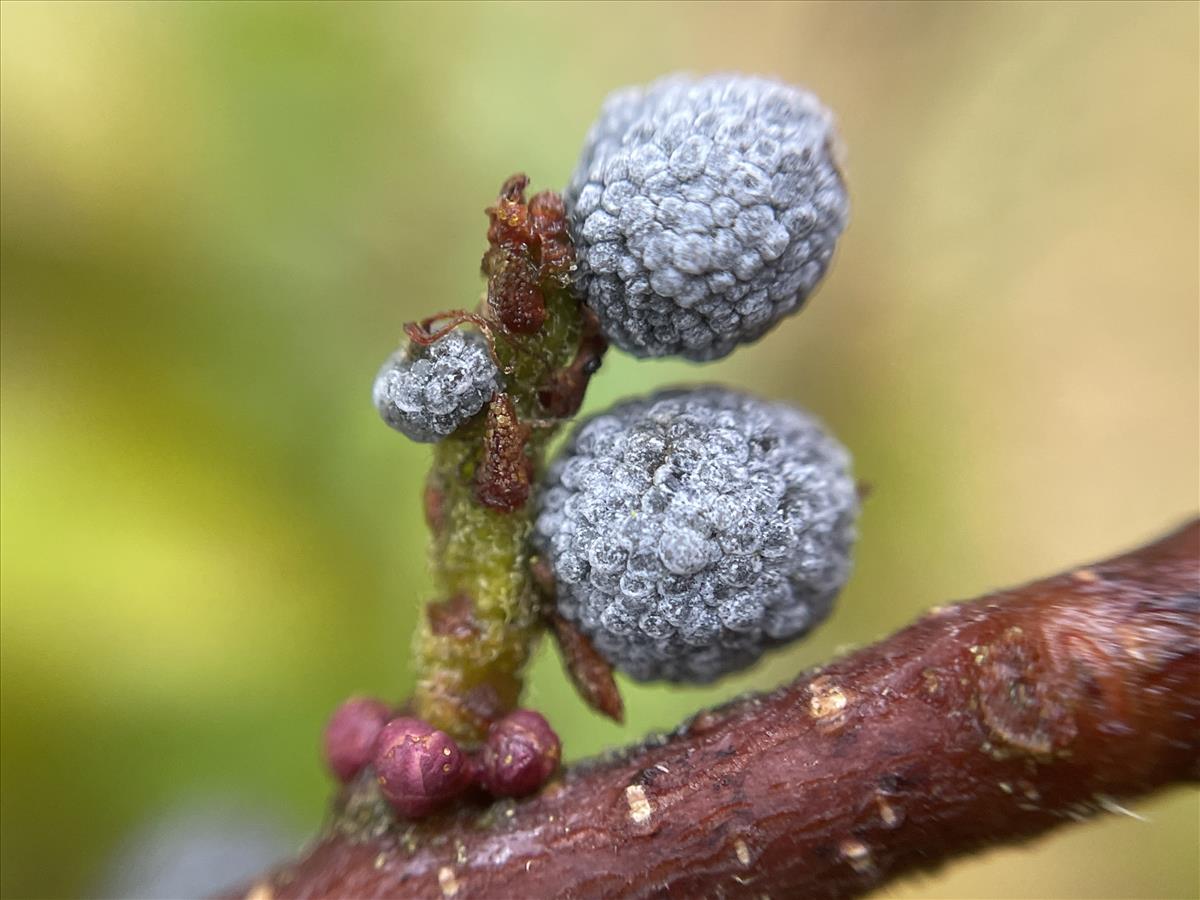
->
[565,74,848,361]
[373,330,501,443]
[534,387,858,683]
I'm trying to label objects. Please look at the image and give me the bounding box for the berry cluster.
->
[373,329,502,443]
[534,386,858,683]
[565,74,848,361]
[361,73,862,816]
[323,697,561,818]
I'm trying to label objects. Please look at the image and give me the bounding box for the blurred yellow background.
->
[2,2,1197,898]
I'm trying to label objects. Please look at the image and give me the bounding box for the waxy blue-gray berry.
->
[565,75,848,361]
[534,387,858,683]
[373,330,502,443]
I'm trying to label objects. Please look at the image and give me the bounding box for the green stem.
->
[410,178,592,742]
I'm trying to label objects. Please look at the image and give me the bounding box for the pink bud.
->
[373,717,468,817]
[479,710,561,798]
[323,696,391,783]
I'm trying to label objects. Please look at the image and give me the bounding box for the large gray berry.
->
[565,74,848,361]
[534,386,858,683]
[372,330,502,443]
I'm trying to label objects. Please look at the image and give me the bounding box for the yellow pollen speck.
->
[734,838,751,866]
[438,866,460,898]
[809,676,849,718]
[1073,568,1099,583]
[244,884,273,900]
[625,784,653,824]
[443,747,452,756]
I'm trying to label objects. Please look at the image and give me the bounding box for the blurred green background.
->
[2,2,1197,898]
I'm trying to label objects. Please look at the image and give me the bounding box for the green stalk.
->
[410,179,591,742]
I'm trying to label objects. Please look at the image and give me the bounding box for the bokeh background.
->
[2,2,1197,897]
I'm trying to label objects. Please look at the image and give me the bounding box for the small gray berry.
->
[372,330,502,443]
[566,74,848,361]
[534,386,858,683]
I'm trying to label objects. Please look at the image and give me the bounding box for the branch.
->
[233,520,1199,900]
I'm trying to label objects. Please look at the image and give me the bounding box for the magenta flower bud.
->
[373,717,468,818]
[479,710,561,798]
[322,696,391,783]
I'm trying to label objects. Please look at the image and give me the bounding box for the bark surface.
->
[233,520,1200,900]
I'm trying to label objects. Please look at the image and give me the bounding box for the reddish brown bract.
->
[426,594,481,640]
[474,392,533,512]
[538,306,608,419]
[528,190,574,280]
[549,611,624,723]
[423,479,446,534]
[482,174,574,336]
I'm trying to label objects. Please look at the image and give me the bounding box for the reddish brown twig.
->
[231,520,1199,900]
